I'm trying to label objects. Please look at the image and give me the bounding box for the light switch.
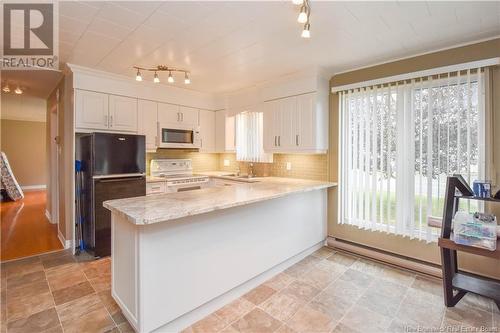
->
[224,159,230,167]
[286,162,292,170]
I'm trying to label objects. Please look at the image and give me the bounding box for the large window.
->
[339,70,485,242]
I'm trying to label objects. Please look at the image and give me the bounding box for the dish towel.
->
[0,151,24,201]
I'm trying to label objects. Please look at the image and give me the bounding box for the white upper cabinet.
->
[157,104,199,126]
[215,111,235,152]
[75,90,109,130]
[179,106,199,126]
[157,103,179,124]
[198,110,216,153]
[138,99,158,152]
[75,90,138,133]
[263,92,328,153]
[109,95,138,132]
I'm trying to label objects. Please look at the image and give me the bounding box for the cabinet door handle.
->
[110,115,113,127]
[177,113,180,122]
[181,113,184,122]
[104,115,108,127]
[274,136,277,146]
[296,134,299,146]
[278,136,281,146]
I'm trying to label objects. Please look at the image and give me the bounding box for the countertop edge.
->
[105,182,336,226]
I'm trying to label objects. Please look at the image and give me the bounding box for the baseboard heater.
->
[326,236,442,279]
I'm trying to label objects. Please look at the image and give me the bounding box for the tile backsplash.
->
[147,151,328,181]
[218,153,328,181]
[146,150,219,175]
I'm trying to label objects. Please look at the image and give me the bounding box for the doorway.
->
[0,70,64,262]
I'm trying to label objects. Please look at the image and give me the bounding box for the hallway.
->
[1,190,63,261]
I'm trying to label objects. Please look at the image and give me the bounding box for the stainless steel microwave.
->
[157,123,201,149]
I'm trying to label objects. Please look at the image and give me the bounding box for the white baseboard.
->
[58,230,72,249]
[21,184,47,191]
[327,236,442,278]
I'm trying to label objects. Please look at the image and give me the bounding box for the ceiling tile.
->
[96,2,149,30]
[86,18,134,41]
[59,1,100,23]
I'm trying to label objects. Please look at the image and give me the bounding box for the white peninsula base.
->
[111,189,328,333]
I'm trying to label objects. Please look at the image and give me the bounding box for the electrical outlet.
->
[224,159,230,167]
[286,162,292,171]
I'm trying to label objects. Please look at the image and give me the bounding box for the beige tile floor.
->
[183,247,500,333]
[0,249,133,333]
[1,247,499,333]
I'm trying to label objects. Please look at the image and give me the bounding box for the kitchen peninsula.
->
[104,177,335,333]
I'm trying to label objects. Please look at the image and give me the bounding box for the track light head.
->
[167,71,174,83]
[297,5,308,23]
[2,84,10,93]
[14,86,23,94]
[135,69,142,81]
[153,72,160,83]
[301,23,311,38]
[184,72,190,85]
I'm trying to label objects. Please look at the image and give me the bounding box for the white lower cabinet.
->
[263,92,327,153]
[199,110,216,152]
[146,181,166,195]
[138,99,158,151]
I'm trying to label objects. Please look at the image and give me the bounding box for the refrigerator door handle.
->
[93,173,146,179]
[96,176,145,183]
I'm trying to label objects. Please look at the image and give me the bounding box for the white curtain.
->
[236,112,273,163]
[339,69,485,242]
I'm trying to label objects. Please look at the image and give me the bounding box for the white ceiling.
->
[58,1,500,94]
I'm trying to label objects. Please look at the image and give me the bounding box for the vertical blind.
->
[236,112,273,163]
[339,69,485,242]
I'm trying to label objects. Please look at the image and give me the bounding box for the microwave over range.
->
[157,122,201,149]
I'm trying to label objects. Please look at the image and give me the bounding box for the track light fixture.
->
[133,65,191,85]
[293,0,311,38]
[14,86,23,94]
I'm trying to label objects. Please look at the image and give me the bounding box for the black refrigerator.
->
[78,132,146,257]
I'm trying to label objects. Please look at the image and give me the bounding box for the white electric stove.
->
[150,159,209,193]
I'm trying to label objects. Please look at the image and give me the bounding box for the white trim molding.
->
[331,57,500,93]
[21,185,47,191]
[58,230,72,249]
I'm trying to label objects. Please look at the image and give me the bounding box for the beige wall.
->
[328,38,500,279]
[0,119,47,186]
[1,94,47,122]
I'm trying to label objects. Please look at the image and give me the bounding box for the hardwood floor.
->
[1,190,63,262]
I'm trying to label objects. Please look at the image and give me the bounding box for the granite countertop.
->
[104,177,337,225]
